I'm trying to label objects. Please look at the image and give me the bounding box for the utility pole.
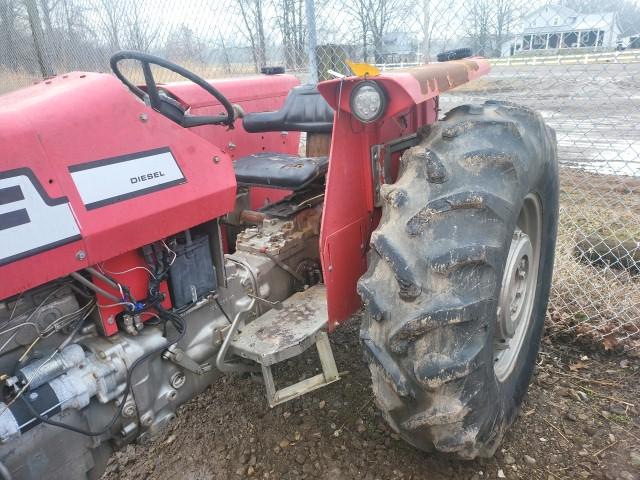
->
[305,0,319,84]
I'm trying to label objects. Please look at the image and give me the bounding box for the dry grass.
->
[0,61,260,97]
[0,68,40,95]
[550,168,640,350]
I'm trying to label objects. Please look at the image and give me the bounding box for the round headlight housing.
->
[350,81,386,123]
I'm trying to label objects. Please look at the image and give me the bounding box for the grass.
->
[0,68,40,95]
[550,168,640,348]
[0,61,260,96]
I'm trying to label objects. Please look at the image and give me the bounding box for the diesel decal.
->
[0,169,81,266]
[69,147,185,210]
[130,171,166,184]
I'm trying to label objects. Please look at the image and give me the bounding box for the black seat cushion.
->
[234,153,329,190]
[242,84,334,134]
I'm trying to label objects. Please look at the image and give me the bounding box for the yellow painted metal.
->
[346,60,380,77]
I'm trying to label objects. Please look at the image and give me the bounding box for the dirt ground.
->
[102,313,640,480]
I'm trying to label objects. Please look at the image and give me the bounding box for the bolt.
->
[213,156,220,164]
[29,392,39,401]
[97,351,107,360]
[511,304,518,313]
[139,113,149,122]
[75,250,86,261]
[122,401,137,418]
[140,412,154,427]
[121,422,137,437]
[170,371,186,389]
[227,142,236,150]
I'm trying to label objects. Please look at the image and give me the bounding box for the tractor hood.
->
[317,57,491,119]
[0,72,240,299]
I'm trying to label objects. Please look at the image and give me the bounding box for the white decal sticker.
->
[0,172,81,266]
[69,148,185,210]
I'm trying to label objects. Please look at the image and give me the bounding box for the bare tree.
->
[275,0,305,69]
[24,0,54,76]
[342,0,369,61]
[419,0,442,62]
[343,0,415,63]
[562,0,640,36]
[94,0,124,51]
[466,0,493,56]
[237,0,267,72]
[0,0,19,69]
[368,0,412,63]
[165,24,206,63]
[124,0,159,52]
[493,0,517,57]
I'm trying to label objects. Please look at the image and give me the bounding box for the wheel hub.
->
[494,194,542,382]
[497,231,533,339]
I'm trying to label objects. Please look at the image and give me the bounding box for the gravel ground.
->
[102,314,640,480]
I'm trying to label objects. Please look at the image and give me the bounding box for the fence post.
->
[24,0,54,79]
[305,0,319,84]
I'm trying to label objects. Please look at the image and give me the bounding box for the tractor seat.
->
[242,84,334,134]
[234,153,328,190]
[235,85,333,190]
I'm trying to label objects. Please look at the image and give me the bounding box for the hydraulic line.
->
[69,273,121,303]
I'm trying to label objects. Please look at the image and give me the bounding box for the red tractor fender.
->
[317,58,491,328]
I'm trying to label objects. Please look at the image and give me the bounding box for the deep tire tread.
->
[360,100,558,458]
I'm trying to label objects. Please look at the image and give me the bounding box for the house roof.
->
[522,5,619,34]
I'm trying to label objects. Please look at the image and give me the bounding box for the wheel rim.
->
[494,193,542,382]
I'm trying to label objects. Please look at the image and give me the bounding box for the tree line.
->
[1,0,639,80]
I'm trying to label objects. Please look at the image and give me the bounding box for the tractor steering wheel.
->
[110,51,237,128]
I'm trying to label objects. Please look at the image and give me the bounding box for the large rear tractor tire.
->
[358,101,558,458]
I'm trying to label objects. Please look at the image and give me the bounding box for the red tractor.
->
[0,51,558,479]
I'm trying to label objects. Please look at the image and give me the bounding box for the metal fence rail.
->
[1,0,639,350]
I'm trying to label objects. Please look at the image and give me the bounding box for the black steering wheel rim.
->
[110,50,236,128]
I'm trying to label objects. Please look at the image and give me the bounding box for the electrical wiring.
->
[214,297,233,325]
[98,263,157,280]
[21,308,186,438]
[97,301,136,310]
[7,292,22,324]
[0,349,58,417]
[0,301,97,415]
[162,240,177,266]
[18,236,186,438]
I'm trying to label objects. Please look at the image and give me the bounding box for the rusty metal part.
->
[402,58,483,94]
[239,210,266,224]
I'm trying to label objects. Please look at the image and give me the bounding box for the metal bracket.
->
[371,133,421,207]
[162,345,211,375]
[261,331,340,407]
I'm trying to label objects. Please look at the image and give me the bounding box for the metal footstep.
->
[229,285,340,407]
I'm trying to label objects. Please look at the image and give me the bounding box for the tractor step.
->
[229,284,340,407]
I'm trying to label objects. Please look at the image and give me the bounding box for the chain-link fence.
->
[1,0,639,350]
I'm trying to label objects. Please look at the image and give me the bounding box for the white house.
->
[501,5,621,56]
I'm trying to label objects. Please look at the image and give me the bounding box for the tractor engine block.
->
[230,204,323,307]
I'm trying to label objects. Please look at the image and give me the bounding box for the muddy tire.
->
[358,101,558,458]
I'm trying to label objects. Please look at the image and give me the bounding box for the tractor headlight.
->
[350,81,386,123]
